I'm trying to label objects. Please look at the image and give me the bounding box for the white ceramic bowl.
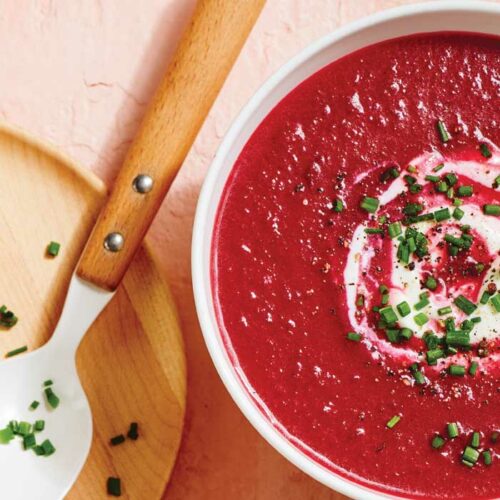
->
[192,3,500,499]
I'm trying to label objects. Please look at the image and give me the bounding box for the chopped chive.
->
[107,477,121,497]
[454,295,477,315]
[471,316,481,323]
[494,175,500,189]
[449,364,465,376]
[433,208,450,222]
[447,423,459,439]
[388,222,402,239]
[444,173,458,186]
[381,293,389,306]
[404,174,417,185]
[425,175,440,183]
[356,295,365,307]
[33,445,45,456]
[379,285,389,294]
[380,167,400,182]
[46,241,61,257]
[414,296,429,311]
[18,422,32,437]
[43,379,53,387]
[483,204,500,216]
[379,306,398,324]
[424,276,438,291]
[0,427,14,444]
[360,196,379,213]
[479,143,492,159]
[397,301,411,317]
[433,163,445,172]
[23,433,36,450]
[5,345,28,358]
[400,328,413,341]
[34,420,45,432]
[453,198,463,206]
[426,348,444,365]
[332,199,344,212]
[364,227,384,235]
[386,415,401,429]
[385,329,400,343]
[347,332,362,342]
[436,120,450,143]
[471,432,480,448]
[110,434,126,446]
[403,202,424,216]
[8,421,19,434]
[127,422,139,441]
[29,400,40,411]
[378,215,387,224]
[462,446,479,465]
[44,387,60,409]
[0,306,18,328]
[492,431,499,444]
[445,331,470,347]
[431,435,445,449]
[491,294,500,312]
[407,165,417,173]
[414,312,428,326]
[40,439,56,456]
[483,450,492,466]
[412,369,425,385]
[438,306,452,316]
[444,234,466,248]
[457,185,473,197]
[452,207,464,220]
[409,184,423,194]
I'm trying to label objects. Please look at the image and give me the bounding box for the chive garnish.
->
[424,276,438,291]
[471,432,480,448]
[433,163,445,172]
[397,301,411,317]
[44,387,60,409]
[364,228,384,235]
[332,199,344,212]
[34,420,45,432]
[40,439,56,456]
[388,222,402,239]
[110,434,126,446]
[23,434,36,450]
[414,312,428,326]
[43,380,53,387]
[438,306,452,316]
[433,208,450,222]
[425,175,440,183]
[452,207,464,220]
[46,241,61,257]
[380,167,400,182]
[492,432,499,444]
[457,185,473,197]
[347,332,361,342]
[462,446,479,465]
[386,415,401,429]
[445,331,470,347]
[447,423,459,439]
[379,306,398,324]
[107,477,121,497]
[454,295,477,315]
[479,143,492,158]
[360,196,379,213]
[5,345,28,358]
[18,422,32,437]
[491,294,500,312]
[29,401,40,411]
[483,450,492,466]
[0,427,14,444]
[483,204,500,216]
[431,435,445,449]
[449,364,465,376]
[426,348,444,365]
[385,329,400,343]
[436,121,450,143]
[414,295,429,311]
[400,328,413,341]
[127,422,139,441]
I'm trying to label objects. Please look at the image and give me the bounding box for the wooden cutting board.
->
[0,123,186,499]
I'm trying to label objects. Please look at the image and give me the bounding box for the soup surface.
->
[212,33,499,499]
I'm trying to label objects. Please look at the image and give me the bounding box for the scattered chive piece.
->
[0,306,18,328]
[404,174,417,185]
[457,185,473,197]
[29,400,40,411]
[483,450,492,466]
[425,175,440,183]
[356,295,365,307]
[424,276,438,291]
[378,215,387,224]
[407,165,417,173]
[412,369,425,385]
[46,241,61,257]
[127,422,139,441]
[34,420,45,432]
[5,345,28,358]
[8,421,19,434]
[492,432,499,444]
[445,331,470,347]
[332,199,344,212]
[431,435,445,449]
[40,439,56,456]
[380,167,400,182]
[381,293,389,306]
[23,434,36,450]
[414,312,428,326]
[462,446,479,465]
[400,328,413,341]
[491,294,500,312]
[483,204,500,216]
[43,380,53,387]
[44,387,60,409]
[364,228,384,235]
[479,143,492,159]
[454,295,477,316]
[438,306,452,316]
[360,196,379,213]
[452,207,464,220]
[471,316,481,324]
[403,202,424,216]
[107,477,121,497]
[18,422,32,437]
[409,183,422,194]
[471,432,480,448]
[388,222,402,239]
[494,175,500,189]
[110,434,126,446]
[0,427,14,444]
[347,332,361,342]
[433,163,445,172]
[434,208,450,222]
[447,423,459,439]
[444,173,458,186]
[414,296,429,311]
[385,329,400,343]
[426,348,444,365]
[436,121,450,143]
[379,306,398,324]
[453,198,463,206]
[33,445,45,456]
[386,415,401,429]
[449,364,465,376]
[397,301,411,317]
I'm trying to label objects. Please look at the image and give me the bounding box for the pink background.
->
[1,1,497,498]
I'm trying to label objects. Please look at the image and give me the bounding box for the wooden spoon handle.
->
[77,0,266,291]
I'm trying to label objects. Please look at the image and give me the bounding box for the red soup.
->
[212,33,499,499]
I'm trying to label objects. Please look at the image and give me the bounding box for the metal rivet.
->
[104,232,124,252]
[132,174,153,194]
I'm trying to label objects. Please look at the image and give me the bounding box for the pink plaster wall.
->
[1,1,496,498]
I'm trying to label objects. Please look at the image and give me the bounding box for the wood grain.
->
[77,0,266,291]
[0,123,186,499]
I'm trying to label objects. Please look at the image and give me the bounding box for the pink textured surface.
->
[1,1,496,498]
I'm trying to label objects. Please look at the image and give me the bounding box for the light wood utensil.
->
[0,0,265,498]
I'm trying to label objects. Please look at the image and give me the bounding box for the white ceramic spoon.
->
[0,1,265,498]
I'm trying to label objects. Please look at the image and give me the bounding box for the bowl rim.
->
[192,2,500,499]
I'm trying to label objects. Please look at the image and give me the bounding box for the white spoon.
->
[0,1,265,497]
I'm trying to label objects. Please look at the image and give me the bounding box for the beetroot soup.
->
[212,33,499,498]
